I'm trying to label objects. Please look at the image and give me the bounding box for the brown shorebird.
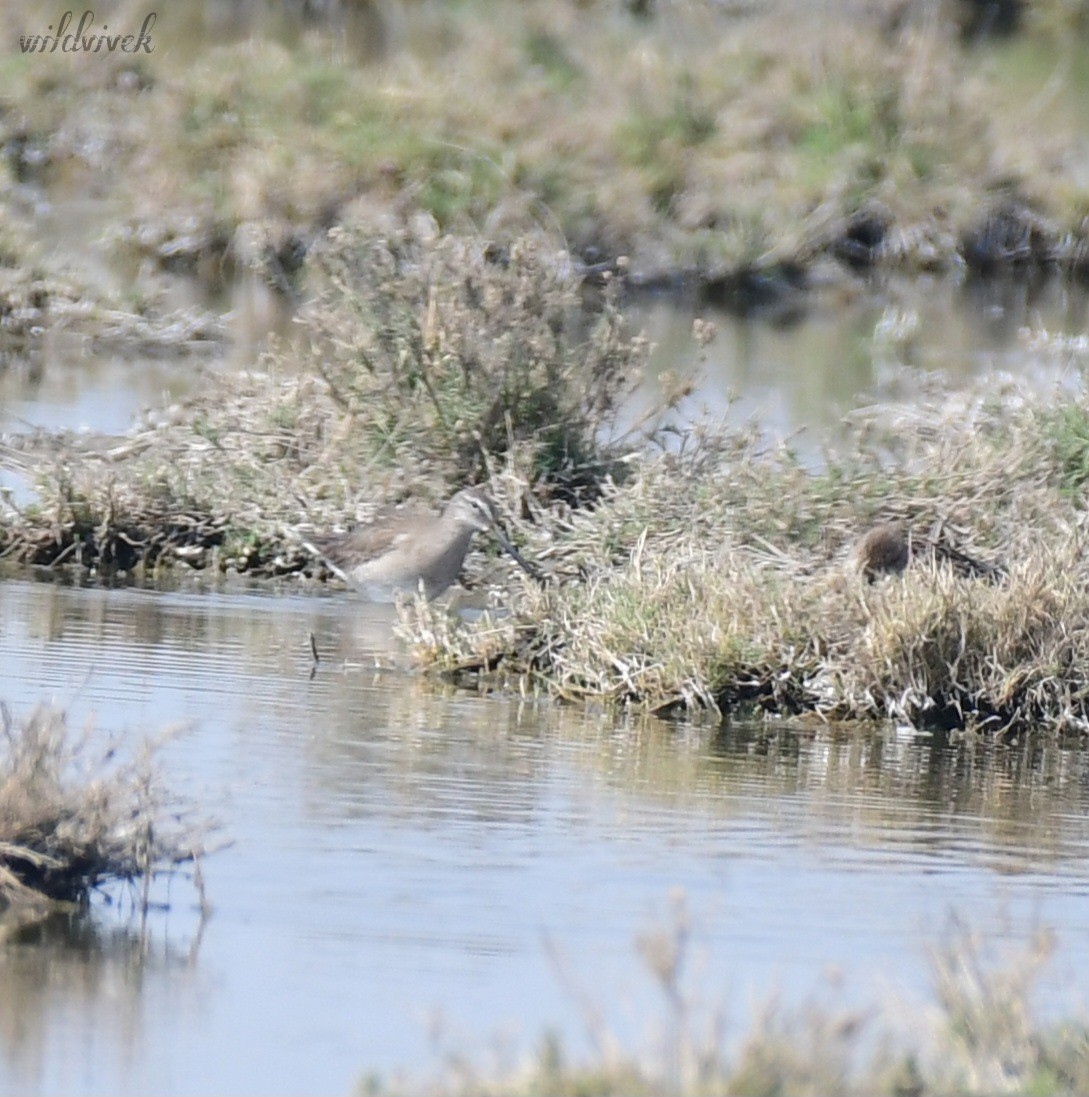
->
[852,521,911,581]
[852,520,1002,582]
[305,487,542,600]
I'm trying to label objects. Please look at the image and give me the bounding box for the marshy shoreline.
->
[2,0,1089,312]
[1,0,1089,736]
[1,225,1089,735]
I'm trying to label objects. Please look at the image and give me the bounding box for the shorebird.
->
[852,521,911,581]
[304,487,542,600]
[851,520,1002,582]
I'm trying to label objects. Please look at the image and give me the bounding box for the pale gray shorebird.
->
[304,487,542,600]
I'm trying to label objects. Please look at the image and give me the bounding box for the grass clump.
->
[0,228,653,576]
[304,224,652,500]
[1046,404,1089,495]
[0,704,205,936]
[402,373,1089,735]
[6,256,1089,735]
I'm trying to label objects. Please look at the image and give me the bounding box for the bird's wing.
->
[307,506,429,569]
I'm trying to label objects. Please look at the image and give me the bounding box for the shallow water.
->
[4,266,1088,465]
[623,273,1089,461]
[2,578,1089,1095]
[6,190,1089,1097]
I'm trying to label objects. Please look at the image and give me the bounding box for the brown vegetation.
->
[0,704,207,935]
[400,369,1089,735]
[3,219,1089,734]
[0,227,652,579]
[2,0,1088,297]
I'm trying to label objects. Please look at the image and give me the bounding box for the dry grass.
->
[376,895,1089,1096]
[402,372,1089,734]
[4,222,1089,733]
[0,704,206,934]
[2,219,1088,732]
[0,227,653,577]
[301,225,654,501]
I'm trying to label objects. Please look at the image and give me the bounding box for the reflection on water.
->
[625,274,1089,460]
[0,915,201,1093]
[1,578,1089,1095]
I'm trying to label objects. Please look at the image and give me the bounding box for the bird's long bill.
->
[490,525,546,586]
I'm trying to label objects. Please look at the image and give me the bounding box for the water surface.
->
[1,578,1089,1095]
